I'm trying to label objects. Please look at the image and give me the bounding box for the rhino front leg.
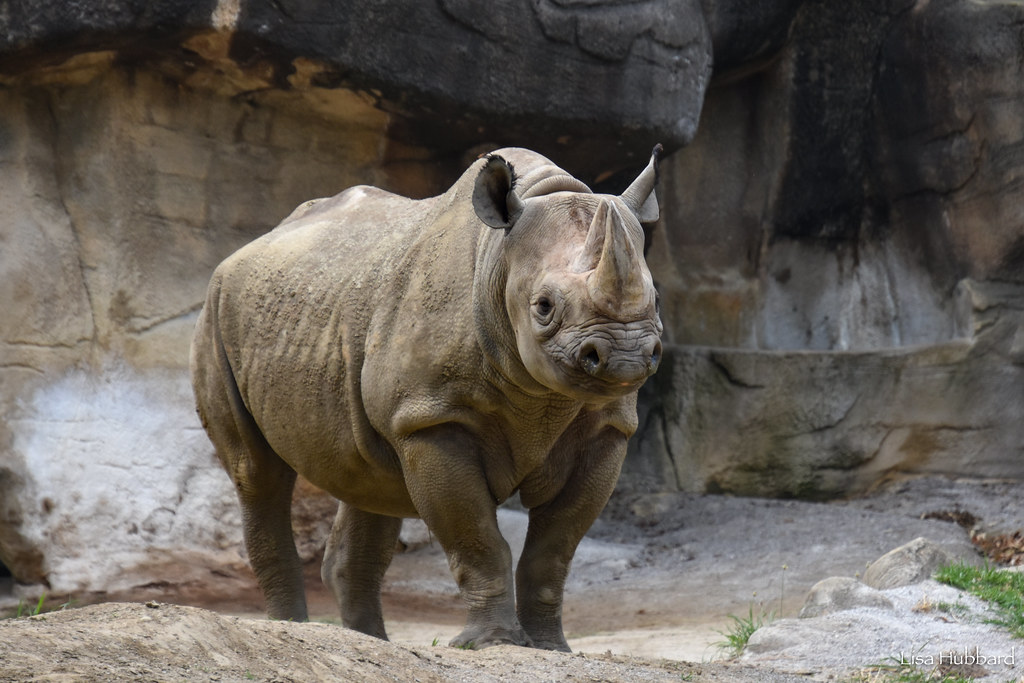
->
[321,502,403,639]
[516,429,627,651]
[399,430,532,650]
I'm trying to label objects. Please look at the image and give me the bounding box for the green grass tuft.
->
[934,562,1024,639]
[715,605,774,658]
[4,592,75,620]
[13,592,47,619]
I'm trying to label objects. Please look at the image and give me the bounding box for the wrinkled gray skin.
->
[190,147,663,651]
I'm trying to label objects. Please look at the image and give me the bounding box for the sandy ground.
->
[2,475,1022,681]
[381,476,1021,664]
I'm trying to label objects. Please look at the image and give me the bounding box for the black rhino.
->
[190,146,664,651]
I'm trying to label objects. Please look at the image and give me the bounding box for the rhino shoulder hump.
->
[276,184,396,229]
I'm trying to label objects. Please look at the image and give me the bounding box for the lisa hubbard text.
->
[899,647,1016,667]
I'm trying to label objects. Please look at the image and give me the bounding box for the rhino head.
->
[473,146,664,402]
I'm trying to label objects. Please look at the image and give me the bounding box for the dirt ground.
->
[1,475,1022,681]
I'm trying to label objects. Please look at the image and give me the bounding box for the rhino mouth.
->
[543,331,662,399]
[577,338,661,385]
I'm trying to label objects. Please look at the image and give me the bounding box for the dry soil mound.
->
[0,602,802,682]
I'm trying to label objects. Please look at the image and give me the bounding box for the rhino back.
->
[209,184,460,507]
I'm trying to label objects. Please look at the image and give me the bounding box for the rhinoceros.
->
[190,146,664,651]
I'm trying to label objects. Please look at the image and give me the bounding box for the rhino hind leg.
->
[215,423,308,621]
[192,320,308,621]
[206,424,308,622]
[235,456,308,622]
[320,502,403,640]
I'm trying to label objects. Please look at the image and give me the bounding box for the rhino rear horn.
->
[473,155,526,229]
[620,143,663,224]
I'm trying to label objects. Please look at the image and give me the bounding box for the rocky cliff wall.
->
[655,0,1024,350]
[0,58,406,592]
[625,0,1024,497]
[0,0,1021,597]
[0,0,711,595]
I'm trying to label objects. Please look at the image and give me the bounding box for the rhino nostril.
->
[579,342,603,375]
[649,341,662,371]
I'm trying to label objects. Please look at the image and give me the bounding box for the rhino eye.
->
[535,296,555,323]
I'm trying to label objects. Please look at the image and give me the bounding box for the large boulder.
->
[624,279,1024,497]
[862,538,956,591]
[797,577,892,619]
[0,0,713,178]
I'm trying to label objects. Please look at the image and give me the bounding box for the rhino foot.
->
[449,625,534,650]
[530,637,571,652]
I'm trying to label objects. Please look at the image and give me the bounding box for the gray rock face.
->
[0,0,713,178]
[698,0,803,73]
[0,65,396,592]
[652,0,1024,351]
[628,0,1024,497]
[230,0,712,147]
[625,279,1024,497]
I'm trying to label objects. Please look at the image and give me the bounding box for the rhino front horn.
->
[619,143,663,224]
[586,199,647,312]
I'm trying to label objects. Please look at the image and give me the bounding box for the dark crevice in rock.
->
[0,363,45,375]
[709,354,764,390]
[43,93,99,352]
[803,393,861,436]
[127,303,205,336]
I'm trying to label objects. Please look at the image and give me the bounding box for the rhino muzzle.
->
[577,335,662,386]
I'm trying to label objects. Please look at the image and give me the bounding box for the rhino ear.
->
[473,155,525,229]
[621,143,663,224]
[636,190,659,224]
